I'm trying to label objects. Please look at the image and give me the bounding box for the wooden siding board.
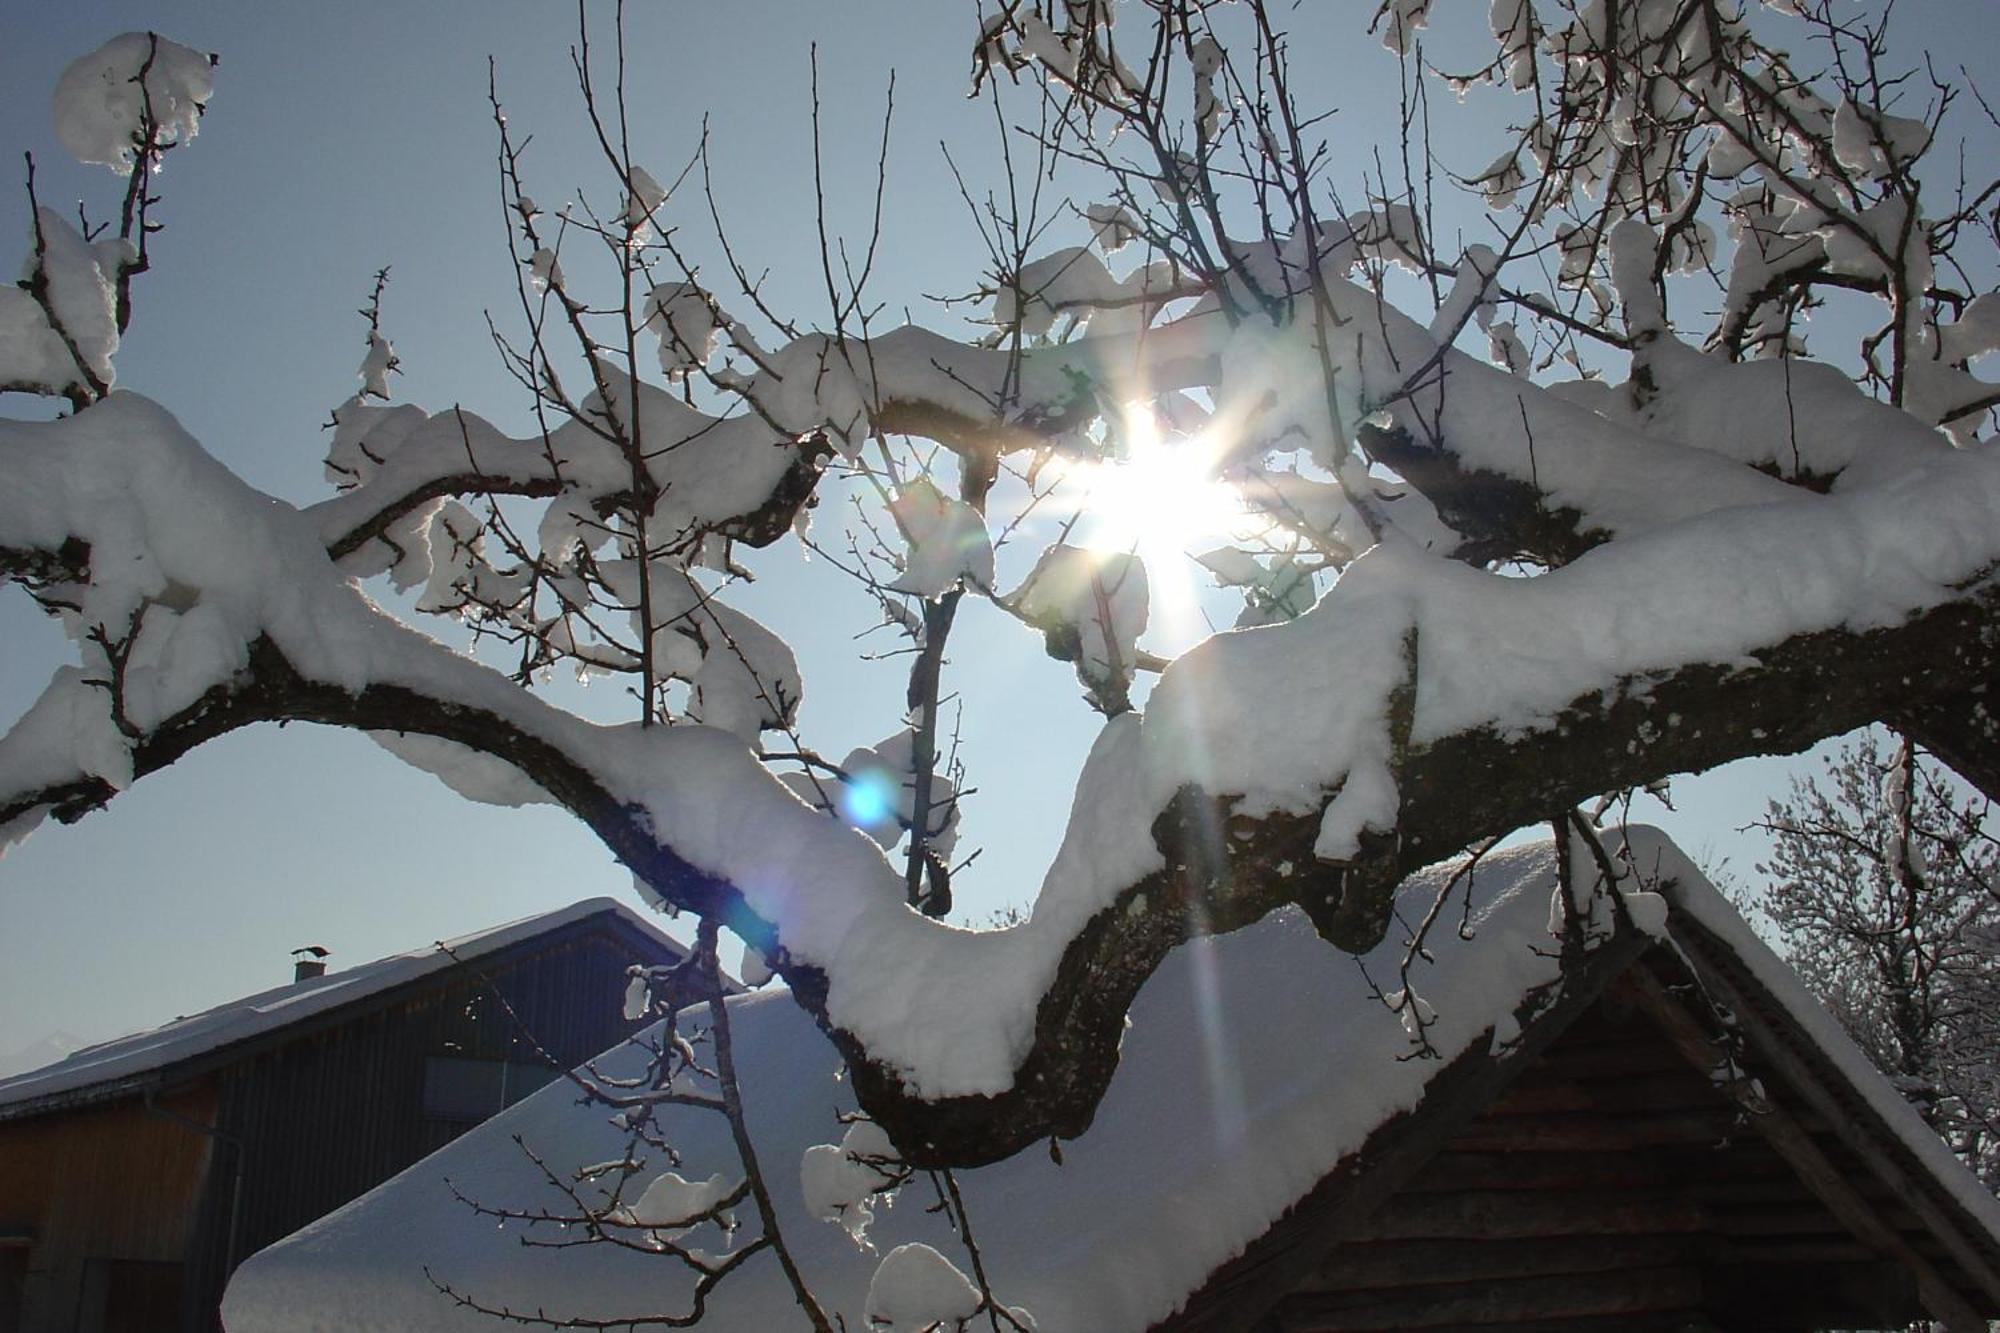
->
[1156,928,1657,1333]
[1164,933,1983,1333]
[1272,1264,1705,1330]
[170,914,680,1330]
[1297,1234,1701,1292]
[1663,902,2000,1305]
[0,1083,216,1333]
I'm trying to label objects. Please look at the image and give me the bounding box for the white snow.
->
[3,381,1998,1107]
[645,282,720,379]
[622,165,669,231]
[631,1170,736,1229]
[51,32,214,173]
[800,1118,902,1245]
[3,23,1994,1333]
[886,478,994,599]
[367,730,555,809]
[1635,835,2000,1246]
[622,971,650,1023]
[6,18,1999,1120]
[357,331,395,400]
[527,247,560,293]
[866,1244,982,1330]
[220,831,1722,1333]
[1009,544,1149,700]
[827,729,961,856]
[220,832,2000,1332]
[0,209,120,398]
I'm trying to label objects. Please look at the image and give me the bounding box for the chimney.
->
[292,945,330,982]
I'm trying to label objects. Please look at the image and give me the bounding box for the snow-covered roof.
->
[0,897,685,1120]
[221,829,2000,1332]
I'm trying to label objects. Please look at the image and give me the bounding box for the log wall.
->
[1262,988,1927,1332]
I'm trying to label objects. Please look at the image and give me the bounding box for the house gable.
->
[0,900,690,1333]
[1171,932,2000,1333]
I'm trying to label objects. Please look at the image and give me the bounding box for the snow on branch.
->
[2,380,1997,1161]
[3,1,1998,1171]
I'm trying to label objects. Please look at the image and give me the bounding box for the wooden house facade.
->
[220,832,2000,1333]
[1166,907,2000,1331]
[0,899,688,1333]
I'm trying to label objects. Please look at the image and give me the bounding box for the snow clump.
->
[801,1118,903,1246]
[53,32,215,173]
[865,1243,982,1330]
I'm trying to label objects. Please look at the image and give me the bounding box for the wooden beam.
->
[1697,1236,1877,1265]
[1706,1203,1877,1237]
[1683,1175,1837,1209]
[1301,1234,1696,1292]
[1404,1149,1675,1193]
[1352,1188,1708,1242]
[1279,1315,1714,1333]
[1614,967,1990,1332]
[1522,1038,1688,1079]
[1669,915,2000,1310]
[1486,1069,1721,1116]
[1704,1260,1917,1329]
[1274,1265,1702,1329]
[1443,1108,1740,1152]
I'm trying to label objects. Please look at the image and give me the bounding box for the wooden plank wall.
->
[0,1083,216,1333]
[178,919,672,1331]
[1263,996,1925,1332]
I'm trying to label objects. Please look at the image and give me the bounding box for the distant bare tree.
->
[1752,735,2000,1189]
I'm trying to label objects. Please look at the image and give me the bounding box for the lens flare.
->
[840,770,895,828]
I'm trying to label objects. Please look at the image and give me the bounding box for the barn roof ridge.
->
[0,896,688,1122]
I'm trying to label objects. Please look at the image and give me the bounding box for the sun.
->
[1050,403,1246,651]
[1078,405,1242,563]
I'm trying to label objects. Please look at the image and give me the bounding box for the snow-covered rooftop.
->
[0,897,685,1118]
[219,826,2000,1333]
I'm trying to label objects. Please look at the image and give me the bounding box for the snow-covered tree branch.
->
[3,1,1997,1175]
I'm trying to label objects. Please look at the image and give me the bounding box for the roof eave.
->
[0,904,687,1123]
[1156,924,1655,1332]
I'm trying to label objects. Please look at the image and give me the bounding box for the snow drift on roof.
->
[221,828,2000,1331]
[220,834,1629,1331]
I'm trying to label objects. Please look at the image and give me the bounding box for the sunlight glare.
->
[1083,405,1242,563]
[1069,404,1244,649]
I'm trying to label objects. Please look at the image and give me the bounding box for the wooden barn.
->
[222,830,2000,1333]
[0,898,690,1333]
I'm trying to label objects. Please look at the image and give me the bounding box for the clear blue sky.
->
[0,3,1988,1065]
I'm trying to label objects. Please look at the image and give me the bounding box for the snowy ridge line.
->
[225,830,2000,1333]
[3,386,1999,1164]
[221,837,1611,1333]
[1657,874,2000,1274]
[0,897,679,1118]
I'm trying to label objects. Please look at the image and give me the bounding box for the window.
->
[76,1259,181,1333]
[421,1055,557,1125]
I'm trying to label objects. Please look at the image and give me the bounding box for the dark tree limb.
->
[4,549,1996,1169]
[1359,421,1608,567]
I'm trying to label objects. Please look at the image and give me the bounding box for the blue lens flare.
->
[840,770,896,828]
